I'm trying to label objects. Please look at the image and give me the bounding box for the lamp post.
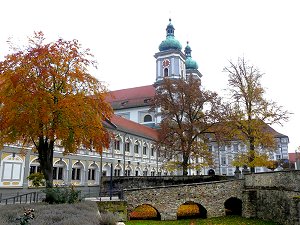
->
[296,147,300,170]
[109,162,113,200]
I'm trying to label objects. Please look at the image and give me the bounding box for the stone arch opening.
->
[129,204,161,220]
[177,201,207,220]
[224,197,242,215]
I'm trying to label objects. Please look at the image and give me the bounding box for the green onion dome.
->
[184,41,198,70]
[159,19,182,51]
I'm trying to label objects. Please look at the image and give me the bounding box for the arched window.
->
[53,160,67,181]
[72,161,83,181]
[30,159,41,175]
[144,114,152,122]
[88,163,98,181]
[114,165,122,176]
[164,68,169,77]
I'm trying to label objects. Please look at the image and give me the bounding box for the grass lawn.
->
[126,215,281,225]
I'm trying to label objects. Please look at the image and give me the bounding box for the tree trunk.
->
[249,136,255,173]
[37,136,54,188]
[182,154,189,176]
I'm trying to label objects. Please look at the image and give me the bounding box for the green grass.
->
[126,215,281,225]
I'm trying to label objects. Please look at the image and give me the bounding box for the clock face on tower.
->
[162,59,170,68]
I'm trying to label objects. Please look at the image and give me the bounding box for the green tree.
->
[0,32,112,187]
[223,57,289,172]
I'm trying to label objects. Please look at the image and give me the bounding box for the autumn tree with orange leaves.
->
[152,76,225,176]
[0,32,112,187]
[223,57,290,172]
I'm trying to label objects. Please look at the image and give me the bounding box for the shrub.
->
[43,185,81,204]
[99,212,119,225]
[27,172,45,187]
[0,201,101,225]
[129,204,158,220]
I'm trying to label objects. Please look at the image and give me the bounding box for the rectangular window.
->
[143,146,147,155]
[2,162,22,180]
[72,168,81,180]
[114,140,120,150]
[30,165,36,174]
[114,169,120,176]
[88,169,96,180]
[151,147,154,156]
[58,167,63,180]
[53,167,57,180]
[72,168,76,180]
[157,172,162,176]
[135,171,139,176]
[151,171,155,176]
[233,144,239,152]
[143,171,148,176]
[221,156,227,165]
[76,169,81,180]
[134,145,139,154]
[124,142,130,152]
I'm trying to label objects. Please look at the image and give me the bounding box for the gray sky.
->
[1,0,299,152]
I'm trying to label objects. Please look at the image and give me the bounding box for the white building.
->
[0,19,289,188]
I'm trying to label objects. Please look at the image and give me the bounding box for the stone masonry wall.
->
[101,175,227,196]
[124,180,244,220]
[244,171,300,225]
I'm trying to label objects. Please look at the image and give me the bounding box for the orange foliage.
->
[177,204,200,217]
[0,31,112,153]
[129,204,158,220]
[0,32,112,186]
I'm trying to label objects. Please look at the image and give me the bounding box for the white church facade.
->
[0,19,289,188]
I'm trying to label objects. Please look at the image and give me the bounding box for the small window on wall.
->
[144,115,152,122]
[114,139,120,150]
[2,162,22,180]
[164,68,168,77]
[143,146,147,155]
[124,142,130,152]
[151,147,154,156]
[134,143,139,154]
[88,169,96,180]
[30,165,41,174]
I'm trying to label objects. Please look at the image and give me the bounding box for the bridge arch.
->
[177,201,207,219]
[129,203,161,220]
[224,197,242,215]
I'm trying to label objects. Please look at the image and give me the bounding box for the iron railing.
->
[0,191,44,205]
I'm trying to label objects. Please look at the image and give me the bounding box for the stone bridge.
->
[124,179,244,220]
[123,171,300,225]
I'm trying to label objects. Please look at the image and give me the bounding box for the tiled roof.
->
[107,85,155,110]
[208,120,288,141]
[109,114,158,141]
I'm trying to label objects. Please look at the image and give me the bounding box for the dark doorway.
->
[224,197,242,215]
[208,169,215,176]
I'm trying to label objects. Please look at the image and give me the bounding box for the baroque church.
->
[0,19,289,188]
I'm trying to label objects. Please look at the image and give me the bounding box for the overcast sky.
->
[1,0,299,152]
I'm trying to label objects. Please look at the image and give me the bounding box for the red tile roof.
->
[110,114,158,141]
[107,85,155,110]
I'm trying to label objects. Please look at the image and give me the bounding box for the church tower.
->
[184,41,202,80]
[154,19,186,84]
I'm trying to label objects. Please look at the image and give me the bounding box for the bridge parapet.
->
[245,170,300,191]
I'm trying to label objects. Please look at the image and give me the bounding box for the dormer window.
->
[121,101,128,106]
[144,115,152,122]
